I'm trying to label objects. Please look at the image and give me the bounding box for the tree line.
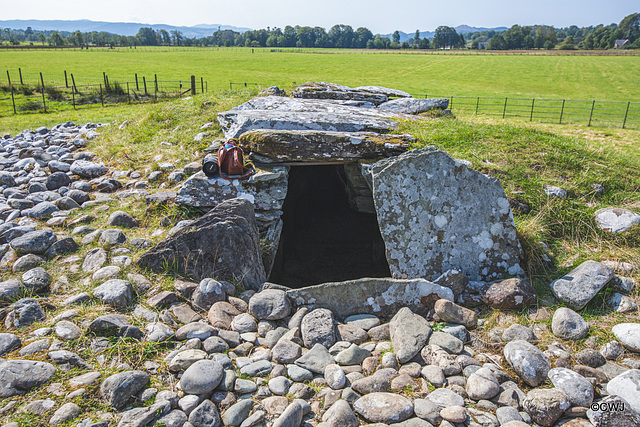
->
[1,13,637,50]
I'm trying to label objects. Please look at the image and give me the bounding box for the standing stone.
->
[138,198,266,290]
[550,260,614,310]
[504,340,551,387]
[370,146,523,281]
[552,307,589,340]
[389,307,432,364]
[301,308,336,348]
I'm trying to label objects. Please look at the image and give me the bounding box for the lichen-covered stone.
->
[370,146,524,281]
[138,199,266,290]
[378,98,449,114]
[238,130,411,163]
[286,277,454,320]
[218,108,398,140]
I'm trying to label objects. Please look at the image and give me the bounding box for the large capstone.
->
[370,146,523,281]
[217,97,399,139]
[238,130,411,163]
[138,198,266,290]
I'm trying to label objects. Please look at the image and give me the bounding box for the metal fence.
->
[425,95,640,129]
[0,72,207,117]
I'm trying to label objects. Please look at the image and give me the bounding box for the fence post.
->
[475,97,479,115]
[64,70,68,88]
[100,84,104,106]
[502,97,508,119]
[10,84,16,114]
[190,75,196,95]
[622,102,630,129]
[72,86,75,109]
[154,74,158,92]
[450,96,454,110]
[40,72,46,112]
[530,99,535,121]
[127,82,130,104]
[6,71,11,86]
[71,74,77,94]
[135,73,139,91]
[143,77,147,96]
[201,77,204,94]
[230,82,232,90]
[559,99,565,124]
[19,68,23,85]
[588,100,595,127]
[103,72,107,89]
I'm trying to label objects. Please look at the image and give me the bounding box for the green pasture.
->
[1,47,639,100]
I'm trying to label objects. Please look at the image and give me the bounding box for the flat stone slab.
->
[595,207,640,233]
[355,86,412,98]
[238,130,411,163]
[286,277,454,320]
[378,98,449,114]
[370,146,524,281]
[550,260,614,310]
[218,110,399,140]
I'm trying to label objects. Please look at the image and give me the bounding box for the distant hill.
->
[380,25,508,42]
[0,19,251,38]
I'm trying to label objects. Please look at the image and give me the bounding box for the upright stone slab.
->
[137,198,266,290]
[370,146,523,281]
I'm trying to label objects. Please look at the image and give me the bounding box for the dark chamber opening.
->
[269,164,391,288]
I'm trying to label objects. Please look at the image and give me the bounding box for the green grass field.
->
[1,47,639,100]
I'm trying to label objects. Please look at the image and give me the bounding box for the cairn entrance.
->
[268,164,391,288]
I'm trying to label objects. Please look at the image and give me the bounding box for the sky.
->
[0,0,637,33]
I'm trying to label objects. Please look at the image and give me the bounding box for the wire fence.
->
[0,70,207,117]
[424,95,640,129]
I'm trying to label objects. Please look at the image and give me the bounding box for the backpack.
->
[216,139,255,180]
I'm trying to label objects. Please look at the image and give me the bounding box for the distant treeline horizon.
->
[1,13,637,50]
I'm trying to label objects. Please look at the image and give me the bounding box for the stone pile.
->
[0,82,638,427]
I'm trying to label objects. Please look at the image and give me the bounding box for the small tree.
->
[392,30,401,43]
[48,31,64,46]
[414,29,420,47]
